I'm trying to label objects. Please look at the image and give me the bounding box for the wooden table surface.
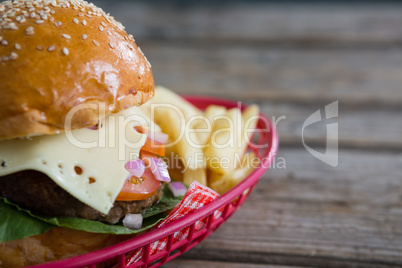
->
[98,1,402,267]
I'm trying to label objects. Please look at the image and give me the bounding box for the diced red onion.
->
[122,214,143,229]
[148,131,168,144]
[87,125,98,130]
[148,157,171,182]
[168,181,187,197]
[134,126,168,144]
[125,159,145,178]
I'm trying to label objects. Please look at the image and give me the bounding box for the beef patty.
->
[0,170,164,224]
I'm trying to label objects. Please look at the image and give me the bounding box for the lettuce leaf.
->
[0,200,54,242]
[0,184,182,243]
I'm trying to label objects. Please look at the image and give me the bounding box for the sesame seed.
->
[9,52,18,60]
[107,30,111,36]
[81,19,86,26]
[78,12,83,17]
[101,21,107,27]
[36,45,44,51]
[92,40,99,46]
[48,45,55,52]
[62,34,71,39]
[108,42,114,48]
[73,18,79,24]
[117,22,124,30]
[49,17,54,22]
[36,19,44,24]
[2,56,9,62]
[62,47,69,55]
[9,23,18,30]
[16,15,22,21]
[82,34,87,40]
[15,43,21,50]
[51,1,57,7]
[98,25,103,31]
[1,40,8,46]
[80,8,85,12]
[29,7,35,12]
[85,14,92,18]
[41,14,47,20]
[30,12,36,18]
[50,10,55,14]
[26,26,34,35]
[19,17,26,23]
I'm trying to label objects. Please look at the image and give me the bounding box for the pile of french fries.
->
[140,86,260,195]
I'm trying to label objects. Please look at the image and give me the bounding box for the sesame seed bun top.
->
[0,0,154,140]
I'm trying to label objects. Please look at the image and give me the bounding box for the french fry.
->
[147,86,202,121]
[183,168,207,186]
[140,86,205,171]
[239,104,260,156]
[194,105,226,146]
[157,106,205,170]
[210,152,258,194]
[207,168,224,186]
[141,85,260,191]
[204,108,242,174]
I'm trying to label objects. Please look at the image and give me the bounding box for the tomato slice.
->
[116,168,161,201]
[141,137,165,157]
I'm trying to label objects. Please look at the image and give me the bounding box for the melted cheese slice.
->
[0,107,155,214]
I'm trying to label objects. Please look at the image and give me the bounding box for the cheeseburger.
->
[0,0,172,266]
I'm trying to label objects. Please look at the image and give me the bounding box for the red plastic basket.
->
[30,96,279,268]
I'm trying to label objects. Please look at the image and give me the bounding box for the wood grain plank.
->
[97,2,402,46]
[172,148,402,267]
[259,103,402,149]
[85,3,402,266]
[139,44,402,107]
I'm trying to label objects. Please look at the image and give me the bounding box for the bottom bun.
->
[0,227,133,268]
